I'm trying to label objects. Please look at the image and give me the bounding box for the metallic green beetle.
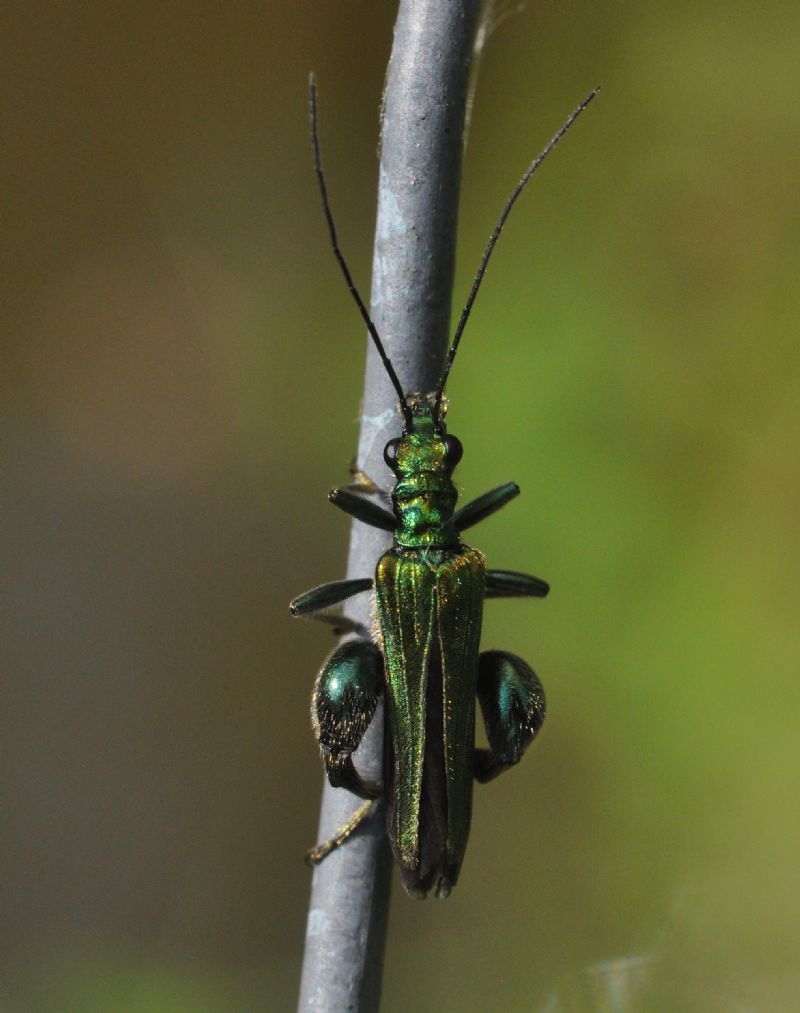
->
[291,80,597,898]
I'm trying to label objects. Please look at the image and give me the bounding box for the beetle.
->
[291,78,598,898]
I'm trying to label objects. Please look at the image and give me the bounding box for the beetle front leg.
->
[345,459,392,502]
[313,639,384,800]
[328,460,395,530]
[329,487,395,530]
[452,482,519,531]
[474,650,546,783]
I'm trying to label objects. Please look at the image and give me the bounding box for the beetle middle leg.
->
[290,577,373,637]
[299,611,370,638]
[290,577,373,616]
[485,568,549,598]
[474,650,546,783]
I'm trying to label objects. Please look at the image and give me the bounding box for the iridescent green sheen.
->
[294,396,549,897]
[375,545,484,888]
[373,399,486,895]
[296,78,598,899]
[390,400,459,550]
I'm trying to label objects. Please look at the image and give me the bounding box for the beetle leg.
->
[474,650,545,783]
[302,611,370,638]
[452,481,519,531]
[485,569,549,598]
[346,459,390,498]
[312,639,384,800]
[329,487,396,530]
[290,577,373,616]
[305,799,378,866]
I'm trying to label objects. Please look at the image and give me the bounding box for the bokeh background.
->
[3,2,799,1010]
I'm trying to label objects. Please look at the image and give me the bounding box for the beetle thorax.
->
[386,399,461,550]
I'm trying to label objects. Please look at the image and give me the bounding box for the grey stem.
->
[297,2,482,1011]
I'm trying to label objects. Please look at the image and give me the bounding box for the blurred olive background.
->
[3,2,799,1011]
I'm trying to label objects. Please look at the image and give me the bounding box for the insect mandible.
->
[291,78,598,899]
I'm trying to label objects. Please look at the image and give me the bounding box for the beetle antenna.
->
[433,86,601,422]
[309,74,414,431]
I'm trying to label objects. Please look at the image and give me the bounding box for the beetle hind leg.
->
[312,638,384,800]
[474,650,545,784]
[305,799,377,866]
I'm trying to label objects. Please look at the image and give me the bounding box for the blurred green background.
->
[3,2,799,1011]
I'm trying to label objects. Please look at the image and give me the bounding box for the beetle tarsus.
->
[346,460,389,499]
[305,799,376,866]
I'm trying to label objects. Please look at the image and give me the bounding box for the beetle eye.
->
[383,437,401,470]
[443,434,463,467]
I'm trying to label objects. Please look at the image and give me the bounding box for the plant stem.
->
[297,2,482,1010]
